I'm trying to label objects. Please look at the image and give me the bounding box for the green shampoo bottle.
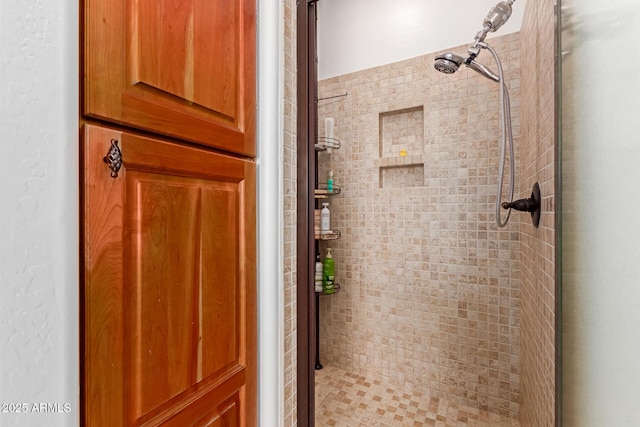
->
[322,248,335,294]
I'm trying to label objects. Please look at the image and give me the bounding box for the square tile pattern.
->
[517,0,557,425]
[316,366,520,426]
[317,32,522,418]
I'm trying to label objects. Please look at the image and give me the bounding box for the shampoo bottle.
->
[314,253,323,293]
[322,248,335,294]
[327,170,334,194]
[320,203,330,235]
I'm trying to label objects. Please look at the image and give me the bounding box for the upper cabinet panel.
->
[84,0,256,156]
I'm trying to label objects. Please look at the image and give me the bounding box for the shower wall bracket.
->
[501,182,541,228]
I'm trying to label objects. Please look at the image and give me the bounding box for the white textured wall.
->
[317,0,526,79]
[0,0,79,426]
[562,0,640,425]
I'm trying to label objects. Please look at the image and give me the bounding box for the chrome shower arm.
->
[474,25,492,47]
[468,44,482,58]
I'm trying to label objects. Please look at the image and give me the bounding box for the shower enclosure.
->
[315,32,522,419]
[297,0,558,425]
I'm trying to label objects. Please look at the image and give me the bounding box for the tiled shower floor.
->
[315,366,520,427]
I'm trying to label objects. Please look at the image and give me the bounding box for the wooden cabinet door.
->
[83,0,256,156]
[82,124,256,426]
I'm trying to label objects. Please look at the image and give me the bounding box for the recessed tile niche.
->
[378,106,425,188]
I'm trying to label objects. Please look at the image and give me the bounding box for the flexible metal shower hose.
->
[482,42,515,228]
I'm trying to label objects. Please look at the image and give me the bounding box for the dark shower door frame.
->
[296,0,318,426]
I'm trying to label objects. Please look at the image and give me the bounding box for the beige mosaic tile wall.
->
[317,33,522,418]
[282,0,298,424]
[518,0,557,426]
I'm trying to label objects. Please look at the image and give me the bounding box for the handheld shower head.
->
[466,59,500,82]
[434,52,499,83]
[434,53,465,74]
